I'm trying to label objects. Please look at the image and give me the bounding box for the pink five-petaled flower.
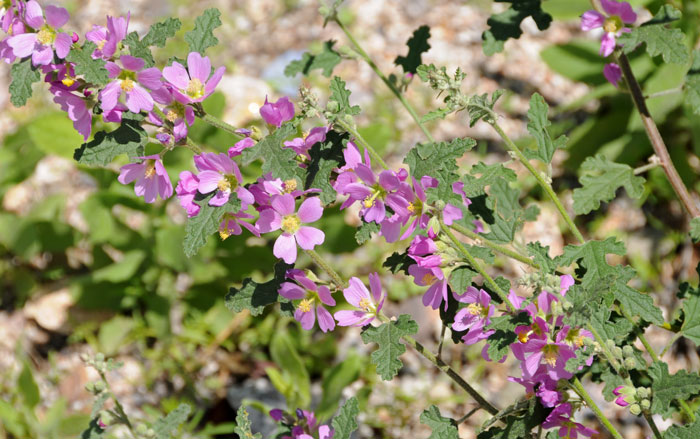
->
[219,211,259,240]
[453,287,495,345]
[279,270,335,332]
[162,51,225,104]
[283,126,329,159]
[85,13,129,60]
[340,165,410,224]
[100,55,162,114]
[581,0,637,57]
[260,96,295,128]
[604,63,623,87]
[408,264,449,311]
[118,155,173,203]
[175,170,200,217]
[256,194,325,264]
[7,0,72,66]
[150,86,195,141]
[194,152,255,208]
[49,84,92,140]
[542,403,597,438]
[334,273,386,327]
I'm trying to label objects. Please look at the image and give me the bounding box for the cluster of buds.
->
[613,384,651,415]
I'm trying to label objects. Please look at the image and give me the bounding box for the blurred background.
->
[1,0,699,437]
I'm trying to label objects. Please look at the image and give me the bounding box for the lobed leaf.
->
[420,405,459,439]
[486,312,531,361]
[9,58,40,107]
[327,77,361,120]
[394,25,431,74]
[355,220,380,244]
[124,31,155,67]
[648,361,700,418]
[185,8,221,54]
[225,261,292,316]
[572,154,645,215]
[242,123,305,185]
[66,41,110,86]
[555,237,627,289]
[73,112,147,166]
[143,17,182,47]
[183,193,241,258]
[233,406,262,439]
[305,130,348,205]
[153,404,190,439]
[482,1,551,56]
[664,415,700,439]
[617,5,689,64]
[331,397,360,439]
[285,40,342,78]
[361,314,418,380]
[524,93,567,164]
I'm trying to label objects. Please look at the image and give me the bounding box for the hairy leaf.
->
[73,112,147,166]
[124,31,155,67]
[305,130,347,204]
[327,77,361,121]
[572,154,645,215]
[555,237,627,289]
[332,397,359,439]
[285,40,342,78]
[467,91,504,126]
[153,404,190,439]
[65,41,110,86]
[355,220,380,244]
[524,93,566,164]
[394,25,431,74]
[242,123,304,185]
[233,406,262,439]
[185,8,221,54]
[9,58,40,107]
[526,242,557,274]
[143,17,182,47]
[225,262,292,316]
[383,251,413,275]
[664,416,700,439]
[482,1,551,56]
[449,265,478,294]
[486,312,531,361]
[691,217,700,243]
[183,194,241,257]
[420,405,459,439]
[681,283,700,346]
[361,314,418,380]
[617,5,688,64]
[648,361,700,418]
[612,266,663,325]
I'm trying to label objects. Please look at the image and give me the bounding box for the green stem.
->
[571,377,625,439]
[334,18,435,143]
[99,371,136,436]
[184,137,203,154]
[586,321,623,374]
[334,118,390,170]
[659,332,682,358]
[440,219,516,311]
[304,249,345,289]
[633,160,660,175]
[643,412,664,439]
[449,222,537,268]
[490,122,586,244]
[198,113,244,139]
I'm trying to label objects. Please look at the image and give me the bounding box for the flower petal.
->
[295,226,324,250]
[162,62,190,89]
[274,233,298,264]
[297,197,323,223]
[187,51,210,82]
[44,5,69,28]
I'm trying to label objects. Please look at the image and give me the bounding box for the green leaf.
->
[124,31,155,67]
[648,362,700,418]
[449,265,478,294]
[153,404,190,439]
[420,405,459,439]
[285,40,342,78]
[242,123,304,184]
[18,360,40,409]
[526,242,557,274]
[477,399,548,439]
[588,306,634,342]
[81,419,105,439]
[97,316,136,355]
[270,332,310,408]
[327,77,361,121]
[482,1,552,55]
[483,179,536,244]
[555,237,627,289]
[143,17,182,47]
[664,415,700,439]
[685,50,700,115]
[617,5,689,65]
[185,8,221,54]
[317,354,362,420]
[92,250,146,283]
[355,220,380,244]
[383,251,413,275]
[691,217,700,243]
[467,91,504,126]
[680,285,700,346]
[73,112,147,166]
[394,25,431,74]
[572,154,645,215]
[225,261,292,316]
[331,397,359,439]
[461,162,517,197]
[305,130,348,204]
[65,42,110,86]
[28,111,85,159]
[523,93,566,164]
[486,312,531,361]
[9,58,40,107]
[421,107,454,123]
[233,406,262,439]
[600,366,626,402]
[612,266,663,325]
[183,193,241,257]
[361,314,418,380]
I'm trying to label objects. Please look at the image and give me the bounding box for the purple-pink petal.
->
[54,32,72,58]
[274,233,298,264]
[580,10,604,31]
[187,51,211,82]
[44,4,69,28]
[271,193,296,216]
[125,84,154,113]
[279,282,306,300]
[316,305,336,332]
[297,197,323,223]
[24,1,44,29]
[120,54,145,72]
[137,67,163,90]
[162,62,190,89]
[295,226,324,250]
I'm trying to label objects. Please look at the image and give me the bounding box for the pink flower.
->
[260,96,295,127]
[149,86,195,141]
[162,51,225,104]
[49,84,92,140]
[452,287,495,345]
[85,13,129,60]
[219,211,259,239]
[100,55,162,113]
[283,126,329,159]
[581,0,637,57]
[118,155,173,203]
[256,194,325,264]
[7,1,72,66]
[279,270,335,332]
[175,171,200,217]
[194,152,254,208]
[604,63,623,87]
[339,164,411,224]
[408,264,449,310]
[334,273,386,327]
[542,403,597,438]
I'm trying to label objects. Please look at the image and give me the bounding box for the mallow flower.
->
[581,0,637,57]
[260,96,295,127]
[162,51,225,104]
[603,63,622,87]
[278,270,335,332]
[334,273,386,327]
[100,55,162,113]
[118,155,173,203]
[256,194,325,264]
[7,0,72,66]
[85,13,129,60]
[194,152,255,208]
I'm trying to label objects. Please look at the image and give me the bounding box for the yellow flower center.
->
[603,15,623,33]
[97,39,107,51]
[61,76,76,87]
[186,78,205,99]
[298,299,313,313]
[518,331,530,344]
[144,162,156,179]
[407,202,415,213]
[358,298,372,312]
[281,214,301,234]
[166,110,179,122]
[217,175,238,193]
[283,179,298,193]
[467,303,482,316]
[422,273,436,285]
[542,344,559,367]
[36,25,56,45]
[120,78,135,92]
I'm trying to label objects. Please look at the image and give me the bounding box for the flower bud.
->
[145,428,155,438]
[636,387,650,399]
[136,424,148,435]
[624,357,636,369]
[95,353,105,362]
[98,410,114,427]
[71,32,79,43]
[629,403,642,416]
[612,346,623,359]
[80,353,90,362]
[640,399,650,410]
[326,100,339,113]
[622,345,634,356]
[85,382,94,392]
[93,381,105,392]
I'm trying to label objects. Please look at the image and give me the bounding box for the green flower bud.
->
[612,346,623,359]
[629,403,642,416]
[135,424,148,435]
[606,339,616,350]
[342,114,355,127]
[636,387,650,399]
[146,428,156,438]
[326,100,339,113]
[427,216,441,235]
[624,357,636,369]
[99,410,114,426]
[622,345,634,356]
[93,381,106,392]
[95,353,105,362]
[640,399,650,410]
[80,353,90,362]
[85,382,94,392]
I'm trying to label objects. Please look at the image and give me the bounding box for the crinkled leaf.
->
[477,399,548,439]
[73,112,147,166]
[523,93,567,164]
[588,307,634,343]
[600,367,626,402]
[461,162,517,199]
[555,237,627,289]
[449,265,478,294]
[664,415,700,439]
[225,261,292,316]
[572,154,645,215]
[383,251,413,275]
[65,41,110,86]
[617,5,688,64]
[9,58,40,107]
[233,406,262,439]
[327,77,361,121]
[648,361,700,418]
[685,50,700,115]
[482,1,551,56]
[183,193,241,258]
[526,242,557,274]
[421,107,454,123]
[124,31,155,67]
[394,25,431,74]
[680,283,700,346]
[143,17,182,47]
[331,397,359,439]
[690,217,700,243]
[285,40,342,78]
[305,130,347,205]
[467,91,504,126]
[184,8,221,54]
[483,179,537,244]
[361,314,418,380]
[613,266,663,325]
[355,220,380,244]
[420,405,458,439]
[485,312,530,361]
[153,404,190,439]
[242,123,304,185]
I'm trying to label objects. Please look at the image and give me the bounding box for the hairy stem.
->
[334,117,390,169]
[440,219,516,311]
[490,122,586,244]
[571,377,625,439]
[304,249,346,289]
[616,53,700,218]
[198,113,244,138]
[449,222,537,268]
[643,412,664,439]
[333,18,435,143]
